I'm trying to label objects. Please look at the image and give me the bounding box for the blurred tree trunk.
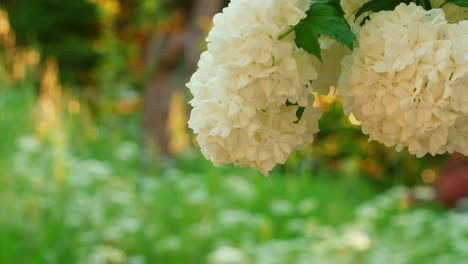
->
[437,153,468,208]
[143,0,222,158]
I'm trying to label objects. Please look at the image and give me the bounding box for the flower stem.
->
[278,27,294,40]
[423,0,432,9]
[415,0,433,9]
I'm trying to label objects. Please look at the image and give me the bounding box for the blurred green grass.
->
[0,81,468,263]
[0,83,467,264]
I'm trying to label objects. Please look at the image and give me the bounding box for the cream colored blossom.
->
[339,3,468,157]
[431,0,468,23]
[341,0,468,28]
[448,116,468,156]
[187,0,321,175]
[445,21,468,155]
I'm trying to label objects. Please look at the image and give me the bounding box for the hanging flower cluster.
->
[187,0,468,175]
[187,0,321,175]
[338,3,468,157]
[428,0,468,23]
[342,0,468,25]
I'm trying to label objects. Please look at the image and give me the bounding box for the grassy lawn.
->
[0,86,467,264]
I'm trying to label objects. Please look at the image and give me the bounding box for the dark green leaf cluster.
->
[294,0,355,61]
[444,0,468,7]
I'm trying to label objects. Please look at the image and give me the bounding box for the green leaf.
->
[355,0,411,23]
[445,0,468,7]
[294,0,355,61]
[285,101,305,123]
[294,107,306,124]
[422,0,433,9]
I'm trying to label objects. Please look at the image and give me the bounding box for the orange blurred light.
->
[422,169,437,184]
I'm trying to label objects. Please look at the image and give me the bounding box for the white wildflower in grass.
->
[157,236,182,252]
[85,245,126,264]
[297,198,318,215]
[345,230,371,251]
[115,141,138,161]
[338,3,468,157]
[270,199,294,216]
[217,209,251,228]
[186,189,208,205]
[222,176,256,201]
[208,246,246,264]
[187,0,322,175]
[17,135,40,152]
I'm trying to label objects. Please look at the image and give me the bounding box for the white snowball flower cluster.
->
[187,0,321,175]
[339,3,468,157]
[431,0,468,23]
[341,0,468,27]
[448,116,468,154]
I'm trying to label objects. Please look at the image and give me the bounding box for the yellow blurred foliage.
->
[11,48,40,81]
[68,99,81,115]
[157,10,187,34]
[167,90,190,155]
[0,9,41,83]
[116,100,141,115]
[36,59,67,183]
[89,0,121,19]
[0,10,14,49]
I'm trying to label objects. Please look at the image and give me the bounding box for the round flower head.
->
[339,3,468,157]
[445,21,468,155]
[448,116,468,156]
[342,0,468,28]
[431,0,468,23]
[187,0,322,175]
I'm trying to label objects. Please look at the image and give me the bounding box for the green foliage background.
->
[2,0,101,85]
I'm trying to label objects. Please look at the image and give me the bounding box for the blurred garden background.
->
[0,0,467,263]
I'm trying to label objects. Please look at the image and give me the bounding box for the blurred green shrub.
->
[2,0,101,85]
